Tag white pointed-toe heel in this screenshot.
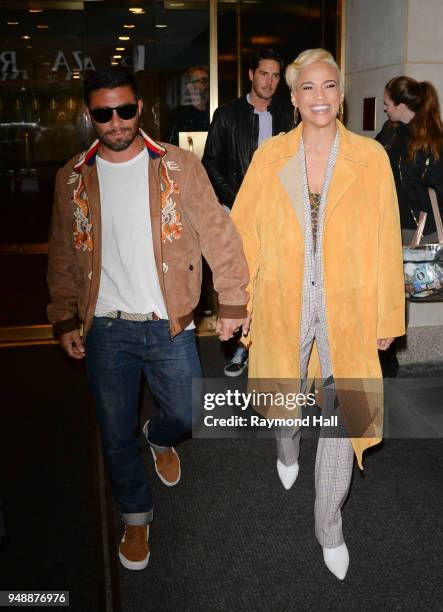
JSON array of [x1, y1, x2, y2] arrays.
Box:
[[322, 542, 349, 580], [276, 459, 299, 490]]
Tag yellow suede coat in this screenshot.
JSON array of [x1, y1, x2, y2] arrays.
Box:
[[231, 122, 405, 468]]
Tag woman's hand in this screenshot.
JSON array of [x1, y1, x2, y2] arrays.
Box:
[[377, 337, 395, 351], [242, 312, 252, 336], [216, 317, 246, 341]]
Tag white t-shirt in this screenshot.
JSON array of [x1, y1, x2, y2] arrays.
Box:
[[95, 147, 168, 318]]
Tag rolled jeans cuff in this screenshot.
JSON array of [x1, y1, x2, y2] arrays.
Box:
[[122, 510, 153, 525]]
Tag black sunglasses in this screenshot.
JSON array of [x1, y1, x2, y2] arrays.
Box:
[[89, 103, 138, 124]]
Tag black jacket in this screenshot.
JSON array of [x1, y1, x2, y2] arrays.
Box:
[[376, 120, 443, 234], [202, 95, 293, 208]]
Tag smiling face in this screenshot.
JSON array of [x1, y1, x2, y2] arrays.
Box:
[[88, 85, 143, 152], [292, 60, 343, 129], [249, 59, 281, 102]]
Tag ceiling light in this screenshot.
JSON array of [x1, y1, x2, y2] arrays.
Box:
[[118, 35, 130, 40], [111, 61, 118, 66], [251, 35, 280, 45], [29, 8, 43, 12], [7, 21, 19, 25], [21, 35, 31, 39], [155, 24, 167, 28], [123, 24, 135, 28], [116, 47, 125, 51], [73, 74, 81, 79], [113, 55, 122, 59], [36, 25, 49, 29], [129, 7, 145, 14]]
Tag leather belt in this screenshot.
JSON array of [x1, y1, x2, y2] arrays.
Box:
[[104, 310, 160, 321]]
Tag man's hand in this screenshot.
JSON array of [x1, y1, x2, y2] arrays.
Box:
[[216, 317, 246, 341], [377, 337, 395, 351], [60, 329, 85, 359]]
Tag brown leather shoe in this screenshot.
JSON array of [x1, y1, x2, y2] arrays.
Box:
[[150, 446, 181, 486], [118, 524, 150, 570]]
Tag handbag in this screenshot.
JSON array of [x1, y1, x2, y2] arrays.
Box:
[[403, 187, 443, 301]]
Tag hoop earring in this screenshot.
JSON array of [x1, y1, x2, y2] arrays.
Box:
[[338, 102, 344, 123], [293, 107, 299, 126]]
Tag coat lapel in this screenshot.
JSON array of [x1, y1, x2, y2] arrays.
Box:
[[278, 154, 304, 231], [274, 125, 304, 232], [324, 155, 357, 228], [324, 123, 365, 229]]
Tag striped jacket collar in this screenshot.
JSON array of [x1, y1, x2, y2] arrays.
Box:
[[73, 129, 166, 173]]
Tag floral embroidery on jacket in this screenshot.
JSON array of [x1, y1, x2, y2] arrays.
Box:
[[160, 160, 182, 243], [72, 176, 93, 252]]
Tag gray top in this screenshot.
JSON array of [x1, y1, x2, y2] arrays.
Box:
[[247, 93, 273, 145]]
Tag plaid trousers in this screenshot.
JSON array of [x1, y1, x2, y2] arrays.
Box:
[[276, 318, 354, 547], [276, 134, 354, 547]]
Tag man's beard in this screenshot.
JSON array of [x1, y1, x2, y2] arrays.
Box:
[[96, 121, 139, 152], [252, 84, 275, 102]]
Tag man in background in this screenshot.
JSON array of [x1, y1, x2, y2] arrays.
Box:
[[202, 48, 293, 376], [169, 65, 209, 145]]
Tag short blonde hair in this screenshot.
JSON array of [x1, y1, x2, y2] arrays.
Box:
[[285, 48, 344, 92]]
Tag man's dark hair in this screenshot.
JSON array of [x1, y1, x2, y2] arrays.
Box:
[[250, 48, 284, 74], [83, 67, 140, 107]]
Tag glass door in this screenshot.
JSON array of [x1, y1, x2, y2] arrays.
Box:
[[0, 0, 339, 339], [0, 4, 85, 332], [0, 0, 210, 337]]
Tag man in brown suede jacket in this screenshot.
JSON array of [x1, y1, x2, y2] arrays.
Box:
[[47, 67, 248, 571]]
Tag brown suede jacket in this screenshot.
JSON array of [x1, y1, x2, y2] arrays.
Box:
[[47, 130, 249, 339]]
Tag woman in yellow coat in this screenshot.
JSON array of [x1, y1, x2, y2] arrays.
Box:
[[231, 49, 405, 580]]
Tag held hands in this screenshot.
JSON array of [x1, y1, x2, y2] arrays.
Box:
[[377, 337, 395, 351], [216, 314, 251, 341], [217, 318, 394, 350], [60, 329, 85, 359]]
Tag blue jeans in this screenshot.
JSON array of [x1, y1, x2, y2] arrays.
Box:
[[85, 317, 202, 525]]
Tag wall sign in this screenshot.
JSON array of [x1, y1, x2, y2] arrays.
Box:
[[0, 50, 96, 81]]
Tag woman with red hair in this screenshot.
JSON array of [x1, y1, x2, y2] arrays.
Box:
[[377, 76, 443, 243]]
